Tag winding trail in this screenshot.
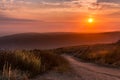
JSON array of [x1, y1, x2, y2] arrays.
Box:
[[34, 55, 120, 80], [63, 55, 120, 80]]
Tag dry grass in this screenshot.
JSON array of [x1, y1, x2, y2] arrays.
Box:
[[54, 43, 120, 67], [0, 49, 70, 78], [0, 63, 29, 80]]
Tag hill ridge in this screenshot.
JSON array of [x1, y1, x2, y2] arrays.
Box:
[[0, 32, 120, 49]]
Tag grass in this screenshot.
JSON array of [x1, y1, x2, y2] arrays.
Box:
[[54, 42, 120, 67], [0, 49, 70, 79], [77, 45, 120, 67], [1, 63, 29, 80]]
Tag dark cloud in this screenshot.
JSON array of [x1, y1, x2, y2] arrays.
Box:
[[0, 14, 35, 23], [96, 0, 120, 10], [97, 0, 120, 3], [108, 11, 120, 17], [28, 0, 75, 3]]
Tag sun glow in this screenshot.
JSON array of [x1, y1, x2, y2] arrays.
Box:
[[88, 18, 94, 23]]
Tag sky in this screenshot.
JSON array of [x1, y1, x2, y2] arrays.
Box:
[[0, 0, 120, 34]]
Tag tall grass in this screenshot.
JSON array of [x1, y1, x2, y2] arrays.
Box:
[[31, 49, 70, 72], [0, 63, 29, 80], [0, 49, 69, 78], [14, 51, 41, 75]]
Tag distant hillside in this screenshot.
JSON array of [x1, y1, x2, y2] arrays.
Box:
[[0, 32, 120, 49]]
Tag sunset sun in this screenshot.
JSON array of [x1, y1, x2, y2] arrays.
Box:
[[88, 18, 94, 23]]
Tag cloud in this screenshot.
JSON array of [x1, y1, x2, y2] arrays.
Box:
[[38, 1, 83, 9], [97, 0, 120, 3], [28, 0, 75, 3], [0, 0, 97, 10], [98, 2, 120, 10], [0, 0, 119, 21], [0, 13, 35, 23], [107, 11, 120, 17]]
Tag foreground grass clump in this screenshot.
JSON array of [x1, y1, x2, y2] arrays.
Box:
[[0, 63, 29, 80], [15, 51, 41, 74], [0, 50, 41, 76], [0, 49, 69, 78], [31, 49, 70, 72]]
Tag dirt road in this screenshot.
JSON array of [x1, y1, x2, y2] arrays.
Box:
[[34, 55, 120, 80]]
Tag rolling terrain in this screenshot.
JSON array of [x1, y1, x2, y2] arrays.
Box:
[[0, 32, 120, 49], [0, 32, 120, 80]]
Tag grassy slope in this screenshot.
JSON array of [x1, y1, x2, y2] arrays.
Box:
[[54, 41, 120, 67]]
